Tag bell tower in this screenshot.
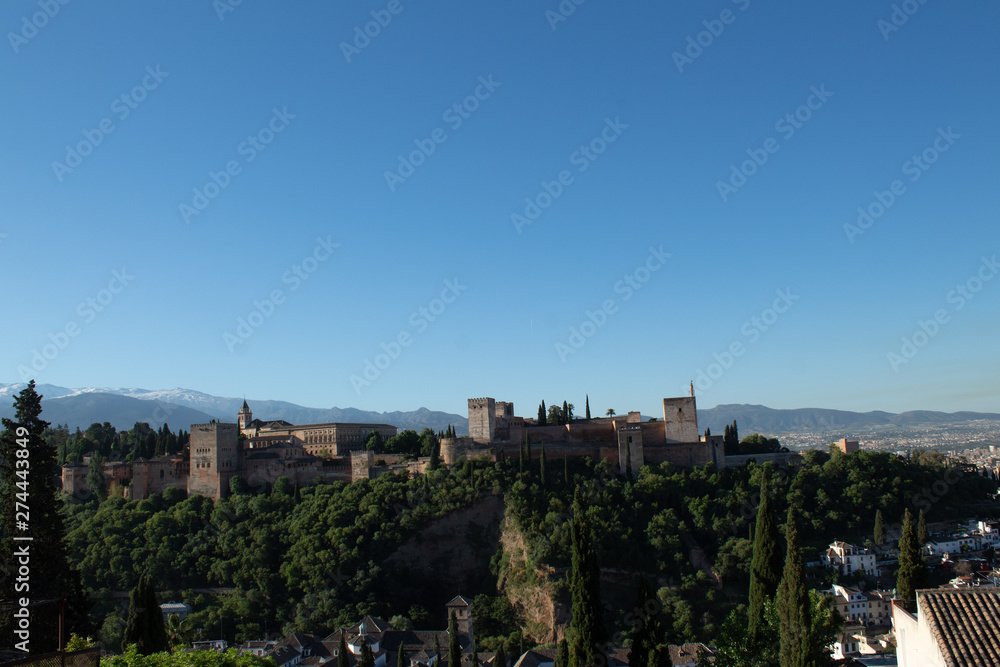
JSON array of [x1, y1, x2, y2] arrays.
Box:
[[238, 399, 252, 433]]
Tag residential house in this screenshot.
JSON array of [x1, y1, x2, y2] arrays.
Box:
[[822, 541, 878, 576]]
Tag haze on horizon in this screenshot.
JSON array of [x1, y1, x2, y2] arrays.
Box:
[[2, 2, 998, 418]]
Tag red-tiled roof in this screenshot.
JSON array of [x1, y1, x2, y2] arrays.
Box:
[[918, 588, 1000, 666]]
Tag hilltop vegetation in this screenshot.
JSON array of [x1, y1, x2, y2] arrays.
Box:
[[59, 441, 997, 653]]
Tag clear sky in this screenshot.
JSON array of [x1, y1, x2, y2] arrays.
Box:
[[2, 1, 998, 418]]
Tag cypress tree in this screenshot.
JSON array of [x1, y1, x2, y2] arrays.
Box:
[[540, 443, 547, 487], [496, 646, 507, 667], [732, 420, 739, 445], [123, 575, 169, 654], [625, 439, 632, 479], [563, 401, 570, 424], [917, 509, 928, 545], [0, 380, 89, 649], [556, 638, 569, 667], [748, 474, 782, 640], [449, 611, 461, 667], [874, 509, 886, 547], [896, 508, 926, 613], [569, 489, 606, 667], [776, 509, 809, 667], [585, 395, 591, 420], [435, 635, 442, 661], [525, 434, 532, 466], [360, 638, 375, 667], [429, 440, 441, 470], [628, 576, 660, 667], [86, 450, 108, 501], [397, 646, 406, 667], [539, 401, 547, 425], [564, 457, 570, 487], [339, 633, 349, 667]]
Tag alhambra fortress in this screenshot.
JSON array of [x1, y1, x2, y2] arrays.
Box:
[[62, 392, 734, 500]]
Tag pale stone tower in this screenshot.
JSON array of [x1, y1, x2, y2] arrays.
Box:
[[188, 422, 239, 499], [468, 398, 496, 444], [446, 596, 475, 653], [238, 399, 252, 434]]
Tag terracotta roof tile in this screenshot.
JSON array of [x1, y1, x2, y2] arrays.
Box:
[[918, 588, 1000, 666]]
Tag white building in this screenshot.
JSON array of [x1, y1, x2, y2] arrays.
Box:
[[824, 585, 894, 626], [822, 541, 878, 576]]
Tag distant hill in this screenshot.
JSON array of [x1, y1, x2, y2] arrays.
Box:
[[0, 384, 468, 434], [3, 384, 994, 437], [699, 403, 1000, 435], [0, 392, 216, 432]]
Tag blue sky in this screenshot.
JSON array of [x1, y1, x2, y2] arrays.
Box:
[[2, 0, 998, 418]]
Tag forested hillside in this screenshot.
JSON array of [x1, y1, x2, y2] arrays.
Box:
[[61, 443, 998, 653]]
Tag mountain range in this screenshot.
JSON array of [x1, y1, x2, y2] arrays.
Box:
[[0, 384, 468, 434], [0, 384, 996, 437]]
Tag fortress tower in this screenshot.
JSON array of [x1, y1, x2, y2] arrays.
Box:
[[662, 396, 699, 443], [188, 422, 240, 499], [468, 398, 496, 444]]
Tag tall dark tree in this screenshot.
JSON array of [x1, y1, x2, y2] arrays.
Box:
[[732, 420, 739, 446], [896, 508, 926, 613], [397, 646, 406, 667], [776, 509, 809, 667], [123, 575, 168, 654], [339, 633, 349, 667], [525, 434, 532, 467], [917, 509, 928, 545], [569, 489, 606, 667], [360, 638, 375, 667], [873, 509, 886, 547], [585, 395, 591, 420], [624, 439, 632, 479], [539, 401, 547, 425], [748, 474, 782, 640], [448, 611, 461, 667], [0, 380, 89, 649], [555, 638, 569, 667], [564, 456, 570, 486], [540, 443, 547, 487], [563, 401, 570, 424], [628, 576, 661, 667], [429, 439, 441, 470]]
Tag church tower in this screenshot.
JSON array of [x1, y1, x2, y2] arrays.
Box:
[[238, 399, 252, 434]]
